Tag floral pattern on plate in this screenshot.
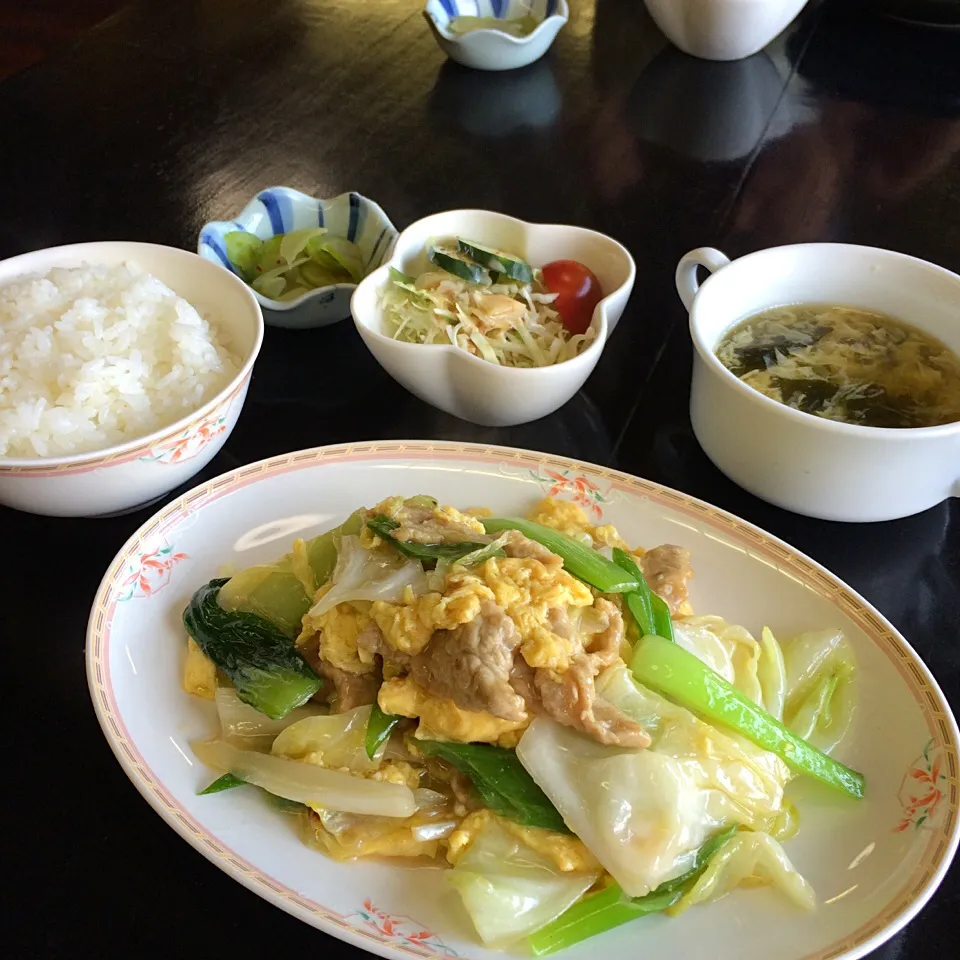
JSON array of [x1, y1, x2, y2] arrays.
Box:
[[346, 900, 460, 957], [896, 739, 948, 832], [529, 466, 612, 519], [117, 540, 188, 601], [139, 409, 229, 465]]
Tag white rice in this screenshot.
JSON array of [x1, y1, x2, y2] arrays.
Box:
[[0, 261, 241, 458]]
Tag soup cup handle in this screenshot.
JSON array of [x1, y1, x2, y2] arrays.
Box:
[[676, 247, 731, 312]]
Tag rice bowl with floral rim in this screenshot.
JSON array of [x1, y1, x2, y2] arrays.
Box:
[[0, 241, 263, 517]]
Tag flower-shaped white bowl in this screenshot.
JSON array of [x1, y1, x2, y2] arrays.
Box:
[[198, 188, 397, 330], [424, 0, 569, 72], [350, 209, 636, 426], [0, 242, 263, 518]]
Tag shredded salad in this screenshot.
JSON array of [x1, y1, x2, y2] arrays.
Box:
[[379, 238, 601, 368]]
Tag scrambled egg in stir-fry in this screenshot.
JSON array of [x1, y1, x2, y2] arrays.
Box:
[[378, 674, 528, 746], [183, 492, 855, 949], [447, 809, 601, 874], [186, 495, 684, 862], [309, 598, 376, 674]]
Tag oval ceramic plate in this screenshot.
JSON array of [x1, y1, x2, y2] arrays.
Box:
[[86, 441, 959, 960]]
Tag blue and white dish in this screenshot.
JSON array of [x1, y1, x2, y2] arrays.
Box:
[[424, 0, 569, 72], [198, 188, 397, 330]]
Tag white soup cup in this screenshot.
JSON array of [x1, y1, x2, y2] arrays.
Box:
[[676, 243, 960, 522]]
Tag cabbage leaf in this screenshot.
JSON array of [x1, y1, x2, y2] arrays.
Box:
[[449, 816, 600, 946], [781, 629, 856, 754], [217, 511, 364, 635], [308, 535, 428, 617], [307, 788, 459, 861], [674, 615, 764, 706], [598, 664, 790, 827], [516, 665, 793, 898], [672, 831, 815, 914], [192, 738, 415, 817], [216, 686, 326, 742], [757, 626, 787, 721], [271, 705, 385, 774], [516, 715, 715, 898]]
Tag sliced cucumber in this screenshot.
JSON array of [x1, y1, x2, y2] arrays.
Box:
[[428, 243, 490, 284], [388, 266, 416, 285], [456, 238, 533, 283]]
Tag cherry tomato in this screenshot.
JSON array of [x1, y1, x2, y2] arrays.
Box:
[[541, 260, 603, 336]]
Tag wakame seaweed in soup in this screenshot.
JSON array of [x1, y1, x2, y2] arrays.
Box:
[[715, 304, 960, 428]]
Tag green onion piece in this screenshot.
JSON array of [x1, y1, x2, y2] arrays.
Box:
[[611, 548, 655, 637], [625, 591, 655, 642], [530, 885, 678, 956], [455, 539, 508, 567], [528, 826, 738, 955], [481, 518, 640, 593], [367, 516, 492, 562], [611, 547, 675, 642], [632, 635, 865, 798], [650, 593, 675, 643], [199, 773, 246, 795], [365, 702, 401, 760], [417, 740, 568, 833]]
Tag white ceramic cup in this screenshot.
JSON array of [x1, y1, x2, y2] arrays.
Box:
[[643, 0, 809, 62], [676, 244, 960, 522]]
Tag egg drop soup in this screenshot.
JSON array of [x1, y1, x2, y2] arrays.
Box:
[[715, 304, 960, 428]]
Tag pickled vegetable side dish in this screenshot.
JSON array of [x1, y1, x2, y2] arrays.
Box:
[[225, 227, 365, 301]]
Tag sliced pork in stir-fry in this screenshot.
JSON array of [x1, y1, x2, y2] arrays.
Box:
[[410, 601, 528, 722], [181, 492, 862, 954], [640, 544, 694, 616]]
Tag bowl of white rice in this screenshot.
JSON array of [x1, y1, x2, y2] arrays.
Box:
[[0, 241, 263, 517]]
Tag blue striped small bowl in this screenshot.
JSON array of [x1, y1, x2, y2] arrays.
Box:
[[424, 0, 569, 72], [198, 188, 398, 329]]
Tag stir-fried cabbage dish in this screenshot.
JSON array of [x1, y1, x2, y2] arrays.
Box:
[[182, 494, 863, 953]]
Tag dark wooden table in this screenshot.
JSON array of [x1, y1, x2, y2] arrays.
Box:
[[4, 1, 958, 956]]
